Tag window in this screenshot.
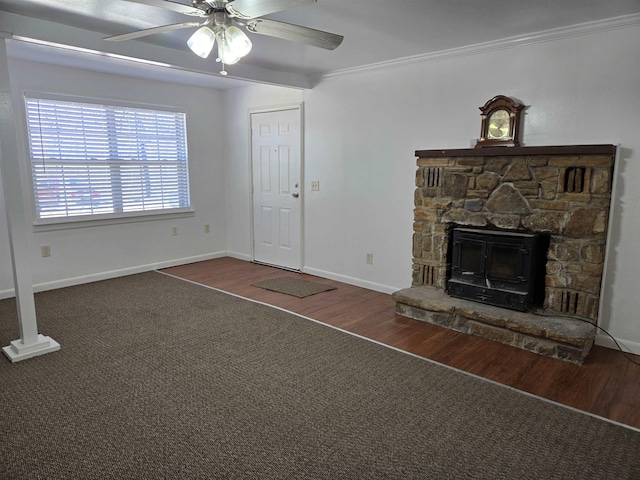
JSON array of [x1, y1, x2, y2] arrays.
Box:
[[25, 96, 191, 222]]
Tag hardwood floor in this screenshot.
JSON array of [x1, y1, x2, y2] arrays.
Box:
[[162, 257, 640, 430]]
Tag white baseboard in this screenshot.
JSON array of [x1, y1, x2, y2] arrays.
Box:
[[226, 251, 252, 262], [595, 334, 640, 356], [302, 266, 402, 295], [0, 288, 13, 300], [0, 251, 228, 299]]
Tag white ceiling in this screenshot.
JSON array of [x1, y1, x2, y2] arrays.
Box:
[[1, 0, 640, 89]]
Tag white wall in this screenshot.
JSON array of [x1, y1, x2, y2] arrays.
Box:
[[223, 24, 640, 353], [0, 59, 228, 296]]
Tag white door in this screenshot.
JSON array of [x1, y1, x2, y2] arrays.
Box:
[[251, 108, 302, 270]]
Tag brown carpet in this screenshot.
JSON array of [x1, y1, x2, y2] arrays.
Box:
[[251, 276, 336, 298], [0, 272, 639, 479]]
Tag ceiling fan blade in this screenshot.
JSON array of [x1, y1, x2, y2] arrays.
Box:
[[227, 0, 315, 19], [245, 19, 343, 50], [121, 0, 206, 16], [104, 21, 203, 42]]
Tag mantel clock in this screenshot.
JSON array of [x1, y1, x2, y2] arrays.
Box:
[[475, 95, 524, 148]]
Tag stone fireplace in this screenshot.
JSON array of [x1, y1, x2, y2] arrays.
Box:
[[392, 144, 616, 363]]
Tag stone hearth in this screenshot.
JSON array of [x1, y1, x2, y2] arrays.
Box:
[[393, 287, 595, 363], [393, 144, 616, 363]]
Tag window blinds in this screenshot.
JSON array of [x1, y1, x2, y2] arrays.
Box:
[[25, 97, 190, 220]]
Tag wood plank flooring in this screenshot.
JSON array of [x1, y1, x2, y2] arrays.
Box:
[[162, 257, 640, 430]]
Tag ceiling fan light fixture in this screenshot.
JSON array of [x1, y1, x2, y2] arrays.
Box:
[[216, 32, 241, 65], [224, 26, 252, 58], [187, 26, 216, 58]]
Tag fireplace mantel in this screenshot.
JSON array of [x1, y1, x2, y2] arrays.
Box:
[[393, 143, 617, 363], [415, 144, 616, 158]]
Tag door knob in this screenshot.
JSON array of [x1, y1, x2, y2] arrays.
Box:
[[292, 192, 299, 198]]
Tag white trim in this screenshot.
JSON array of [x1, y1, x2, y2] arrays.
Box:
[[247, 104, 303, 115], [3, 334, 61, 363], [33, 209, 195, 231], [317, 14, 640, 81], [302, 266, 401, 295], [226, 251, 253, 262], [158, 270, 640, 434], [299, 103, 306, 269], [595, 334, 640, 356], [0, 251, 227, 299], [597, 145, 621, 326], [1, 289, 17, 300]]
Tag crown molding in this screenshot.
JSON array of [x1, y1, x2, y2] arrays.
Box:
[[317, 13, 640, 82]]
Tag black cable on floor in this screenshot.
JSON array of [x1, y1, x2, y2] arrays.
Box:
[[528, 308, 640, 366]]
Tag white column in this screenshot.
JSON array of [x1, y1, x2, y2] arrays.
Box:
[[0, 34, 60, 362]]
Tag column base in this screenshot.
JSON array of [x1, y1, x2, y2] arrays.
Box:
[[3, 334, 61, 363]]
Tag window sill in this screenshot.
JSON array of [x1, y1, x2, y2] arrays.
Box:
[[33, 209, 195, 232]]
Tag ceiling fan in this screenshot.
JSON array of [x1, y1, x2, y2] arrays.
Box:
[[104, 0, 344, 75]]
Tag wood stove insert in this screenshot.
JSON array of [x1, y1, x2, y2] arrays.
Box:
[[448, 227, 547, 312]]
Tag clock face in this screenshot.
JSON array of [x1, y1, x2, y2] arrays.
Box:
[[487, 109, 510, 140]]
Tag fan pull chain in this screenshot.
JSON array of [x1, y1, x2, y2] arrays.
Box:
[[216, 57, 228, 76]]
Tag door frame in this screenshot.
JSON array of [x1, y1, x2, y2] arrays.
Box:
[[248, 103, 304, 270]]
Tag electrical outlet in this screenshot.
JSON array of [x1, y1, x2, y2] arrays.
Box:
[[41, 245, 51, 257], [171, 226, 178, 236], [311, 180, 320, 191], [204, 224, 211, 234], [366, 252, 373, 265]]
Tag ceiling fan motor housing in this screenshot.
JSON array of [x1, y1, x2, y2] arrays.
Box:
[[195, 0, 227, 10], [212, 11, 232, 28]]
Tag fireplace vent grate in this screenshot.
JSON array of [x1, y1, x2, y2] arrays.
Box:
[[425, 168, 443, 187], [564, 167, 587, 193], [423, 265, 436, 286], [560, 290, 580, 315]]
